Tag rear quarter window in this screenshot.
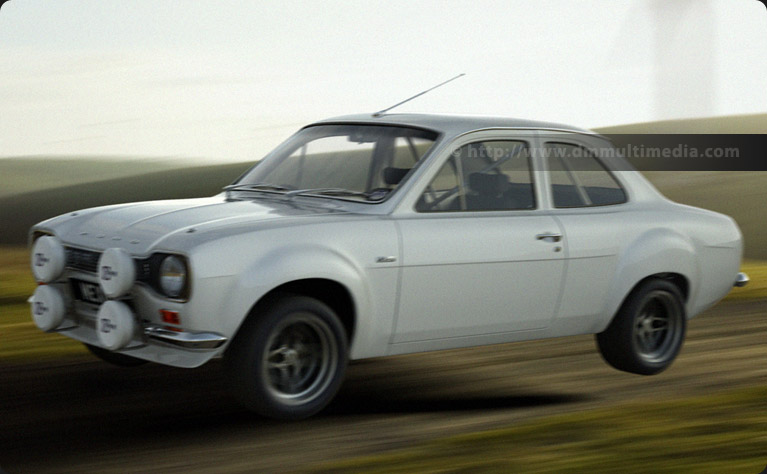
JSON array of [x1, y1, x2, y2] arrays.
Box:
[[544, 142, 627, 208]]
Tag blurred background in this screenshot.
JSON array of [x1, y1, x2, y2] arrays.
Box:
[[1, 1, 766, 473], [1, 0, 766, 249]]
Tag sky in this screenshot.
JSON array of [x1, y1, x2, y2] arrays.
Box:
[[0, 0, 766, 162]]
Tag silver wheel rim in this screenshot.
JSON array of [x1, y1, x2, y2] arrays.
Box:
[[261, 312, 338, 406], [632, 290, 682, 363]]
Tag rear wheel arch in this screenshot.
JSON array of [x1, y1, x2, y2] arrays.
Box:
[[597, 276, 687, 375], [626, 272, 689, 305], [603, 271, 690, 329], [603, 227, 698, 330]]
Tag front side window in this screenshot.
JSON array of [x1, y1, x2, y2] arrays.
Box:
[[234, 125, 438, 202], [545, 143, 627, 208], [416, 140, 535, 212]]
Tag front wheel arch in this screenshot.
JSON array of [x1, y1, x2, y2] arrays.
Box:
[[228, 279, 356, 356]]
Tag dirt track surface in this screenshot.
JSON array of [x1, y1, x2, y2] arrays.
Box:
[[1, 299, 766, 473]]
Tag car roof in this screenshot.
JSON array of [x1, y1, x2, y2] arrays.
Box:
[[312, 113, 599, 138]]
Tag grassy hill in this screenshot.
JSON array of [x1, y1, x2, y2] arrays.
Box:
[[0, 161, 253, 245], [594, 113, 767, 134], [641, 171, 767, 259], [0, 156, 186, 198], [594, 114, 767, 259]]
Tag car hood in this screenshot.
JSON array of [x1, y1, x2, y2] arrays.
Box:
[[38, 195, 352, 255]]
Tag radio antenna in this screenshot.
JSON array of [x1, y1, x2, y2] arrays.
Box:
[[372, 73, 465, 117]]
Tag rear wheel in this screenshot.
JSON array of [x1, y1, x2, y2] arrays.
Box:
[[596, 279, 686, 375], [225, 295, 348, 420], [84, 343, 148, 367]]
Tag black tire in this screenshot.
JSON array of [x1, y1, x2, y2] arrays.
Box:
[[84, 343, 149, 367], [596, 279, 686, 375], [224, 295, 348, 420]]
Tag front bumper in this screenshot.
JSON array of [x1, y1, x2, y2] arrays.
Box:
[[29, 240, 231, 367], [32, 277, 229, 368], [144, 325, 228, 350], [51, 318, 228, 368]]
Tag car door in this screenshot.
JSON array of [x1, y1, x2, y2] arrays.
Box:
[[541, 138, 629, 328], [391, 133, 567, 348]]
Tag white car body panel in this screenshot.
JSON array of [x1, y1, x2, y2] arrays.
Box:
[[29, 113, 744, 368], [394, 213, 565, 343]]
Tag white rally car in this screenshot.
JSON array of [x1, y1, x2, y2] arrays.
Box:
[[29, 114, 748, 419]]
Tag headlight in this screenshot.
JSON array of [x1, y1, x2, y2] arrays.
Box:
[[98, 248, 136, 299], [31, 235, 66, 283], [158, 255, 188, 299]]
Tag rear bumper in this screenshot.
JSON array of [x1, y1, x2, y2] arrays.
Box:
[[734, 272, 749, 287]]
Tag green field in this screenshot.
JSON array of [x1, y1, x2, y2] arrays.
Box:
[[0, 246, 88, 360], [2, 243, 765, 471], [308, 386, 767, 474]]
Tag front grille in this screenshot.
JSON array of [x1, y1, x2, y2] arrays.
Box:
[[65, 246, 153, 282], [65, 247, 101, 274]]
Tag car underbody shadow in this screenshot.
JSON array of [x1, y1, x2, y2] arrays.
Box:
[[324, 359, 589, 416], [0, 356, 591, 471]]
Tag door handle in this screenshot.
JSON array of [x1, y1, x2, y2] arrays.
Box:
[[536, 232, 562, 242]]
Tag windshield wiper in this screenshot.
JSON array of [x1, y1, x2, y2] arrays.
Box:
[[223, 183, 292, 193], [284, 188, 388, 201], [225, 184, 389, 202]]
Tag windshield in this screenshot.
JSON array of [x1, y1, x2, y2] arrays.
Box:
[[231, 124, 439, 202]]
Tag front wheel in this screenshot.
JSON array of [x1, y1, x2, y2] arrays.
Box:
[[596, 279, 686, 375], [224, 295, 348, 420]]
